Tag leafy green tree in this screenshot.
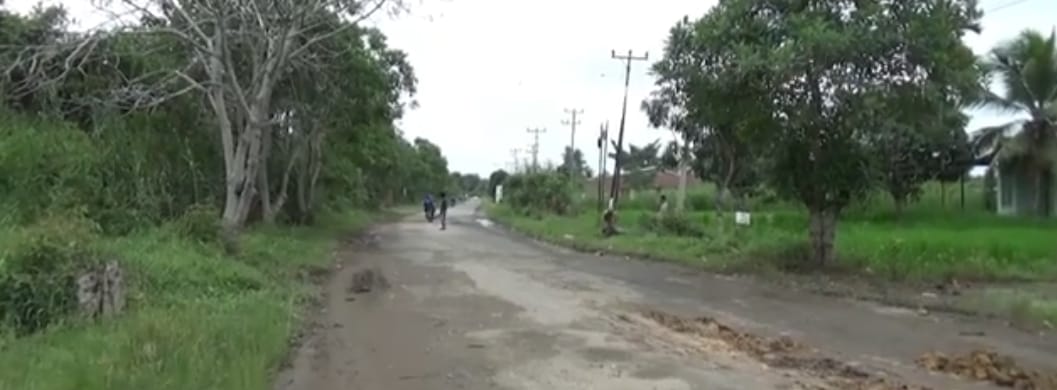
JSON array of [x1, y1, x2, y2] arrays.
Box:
[[682, 0, 981, 265], [869, 97, 973, 214], [488, 169, 510, 199]]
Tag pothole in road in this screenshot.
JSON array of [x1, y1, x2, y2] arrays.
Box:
[[629, 310, 929, 390], [348, 267, 390, 295]]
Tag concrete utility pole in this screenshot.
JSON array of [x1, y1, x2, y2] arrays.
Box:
[[526, 128, 546, 172], [596, 121, 609, 212], [510, 148, 521, 173], [561, 108, 583, 172], [608, 49, 648, 208]]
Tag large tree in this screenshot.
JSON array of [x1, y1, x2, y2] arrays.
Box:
[[971, 29, 1057, 216], [681, 0, 981, 265], [82, 0, 404, 246]]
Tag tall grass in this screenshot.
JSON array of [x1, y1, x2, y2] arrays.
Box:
[[0, 210, 379, 390]]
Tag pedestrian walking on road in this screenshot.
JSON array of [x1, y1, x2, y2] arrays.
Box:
[[439, 192, 449, 230]]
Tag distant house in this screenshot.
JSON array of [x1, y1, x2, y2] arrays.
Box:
[[990, 157, 1055, 217], [974, 122, 1056, 217], [584, 168, 700, 197]]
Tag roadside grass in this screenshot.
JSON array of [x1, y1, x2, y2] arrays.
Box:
[[489, 204, 1057, 282], [0, 209, 384, 390], [959, 286, 1057, 329]]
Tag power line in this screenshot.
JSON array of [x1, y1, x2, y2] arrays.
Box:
[[526, 128, 547, 172], [986, 0, 1033, 14]]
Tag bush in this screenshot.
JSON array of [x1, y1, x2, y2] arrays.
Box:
[[0, 214, 102, 335], [170, 204, 221, 245], [503, 172, 575, 216], [0, 118, 103, 225], [640, 212, 706, 238]]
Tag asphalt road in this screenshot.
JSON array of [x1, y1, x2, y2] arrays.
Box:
[[275, 199, 1056, 390]]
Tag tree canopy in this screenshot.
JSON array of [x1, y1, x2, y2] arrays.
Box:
[[0, 2, 454, 241], [648, 0, 982, 264]]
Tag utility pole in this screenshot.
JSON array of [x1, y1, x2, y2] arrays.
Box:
[[596, 121, 609, 212], [561, 108, 583, 173], [526, 128, 546, 172], [608, 49, 648, 208], [510, 148, 521, 173]]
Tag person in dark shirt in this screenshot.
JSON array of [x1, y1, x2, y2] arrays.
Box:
[[439, 192, 449, 230], [423, 193, 435, 222]]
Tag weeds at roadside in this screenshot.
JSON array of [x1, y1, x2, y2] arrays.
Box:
[[0, 209, 383, 390]]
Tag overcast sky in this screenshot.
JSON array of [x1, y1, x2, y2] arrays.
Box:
[[7, 0, 1057, 176]]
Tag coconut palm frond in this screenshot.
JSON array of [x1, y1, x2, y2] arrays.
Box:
[[984, 29, 1057, 117], [969, 90, 1029, 114]]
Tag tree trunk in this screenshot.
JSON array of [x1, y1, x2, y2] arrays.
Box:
[[892, 193, 906, 218], [714, 184, 726, 216], [1029, 162, 1050, 217], [940, 181, 946, 208], [676, 156, 688, 213], [960, 175, 966, 211], [808, 208, 837, 267], [258, 128, 275, 223], [262, 130, 301, 224]]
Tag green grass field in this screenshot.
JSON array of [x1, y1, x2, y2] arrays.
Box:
[[0, 210, 385, 390]]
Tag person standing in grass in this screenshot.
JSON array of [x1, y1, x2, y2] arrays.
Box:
[[439, 191, 449, 230]]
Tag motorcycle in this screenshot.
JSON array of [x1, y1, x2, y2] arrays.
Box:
[[424, 204, 436, 222]]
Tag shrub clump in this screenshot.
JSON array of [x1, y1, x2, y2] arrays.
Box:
[[0, 214, 103, 335], [503, 172, 575, 216], [171, 203, 221, 245], [640, 212, 706, 238]]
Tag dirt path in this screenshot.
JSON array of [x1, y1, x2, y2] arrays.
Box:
[[275, 200, 1057, 390]]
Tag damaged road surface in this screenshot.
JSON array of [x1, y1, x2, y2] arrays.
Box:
[[275, 201, 1057, 390]]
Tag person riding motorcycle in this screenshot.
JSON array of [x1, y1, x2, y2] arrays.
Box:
[[423, 193, 436, 222]]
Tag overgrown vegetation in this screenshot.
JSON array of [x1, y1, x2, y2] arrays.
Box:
[[0, 1, 455, 388]]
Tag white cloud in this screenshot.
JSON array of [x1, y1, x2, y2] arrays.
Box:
[[6, 0, 1056, 176]]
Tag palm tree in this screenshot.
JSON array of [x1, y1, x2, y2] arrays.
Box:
[[971, 29, 1057, 216]]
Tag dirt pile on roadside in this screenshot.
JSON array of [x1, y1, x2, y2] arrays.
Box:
[[916, 350, 1057, 389], [641, 310, 928, 390]]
